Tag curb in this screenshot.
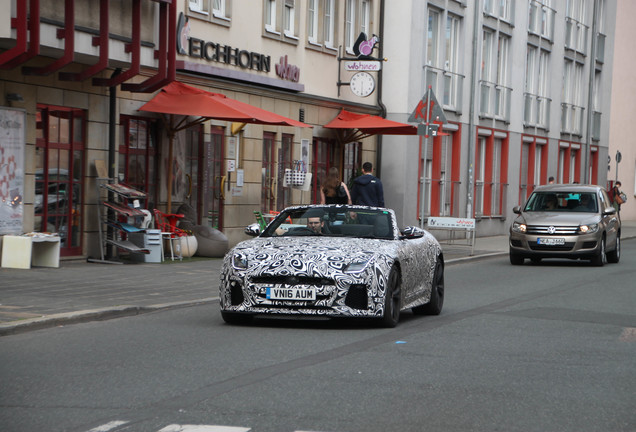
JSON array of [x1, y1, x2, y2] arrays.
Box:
[[0, 298, 219, 337]]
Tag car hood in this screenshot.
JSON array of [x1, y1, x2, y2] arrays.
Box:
[[516, 211, 600, 226], [229, 236, 398, 276]]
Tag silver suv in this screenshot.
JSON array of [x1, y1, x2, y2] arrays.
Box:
[[509, 184, 621, 266]]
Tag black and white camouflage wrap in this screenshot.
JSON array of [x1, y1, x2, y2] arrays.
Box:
[[219, 207, 442, 319]]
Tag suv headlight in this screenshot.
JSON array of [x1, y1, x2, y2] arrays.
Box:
[[579, 223, 599, 234], [512, 222, 527, 233], [231, 253, 248, 270]]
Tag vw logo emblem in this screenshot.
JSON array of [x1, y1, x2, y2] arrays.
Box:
[[547, 226, 556, 234]]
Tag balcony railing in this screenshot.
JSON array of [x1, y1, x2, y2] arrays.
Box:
[[528, 1, 556, 40], [479, 80, 512, 122], [523, 93, 551, 130], [561, 102, 585, 136], [474, 181, 508, 218], [565, 17, 589, 54], [423, 65, 465, 114], [592, 111, 602, 141]]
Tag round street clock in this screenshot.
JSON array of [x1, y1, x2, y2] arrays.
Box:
[[350, 72, 376, 97]]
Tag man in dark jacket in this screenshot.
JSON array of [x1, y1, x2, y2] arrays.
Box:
[[351, 162, 385, 207]]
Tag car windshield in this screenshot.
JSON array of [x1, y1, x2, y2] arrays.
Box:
[[261, 207, 395, 239], [524, 192, 598, 213]]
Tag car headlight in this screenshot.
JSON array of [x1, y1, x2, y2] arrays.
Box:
[[579, 223, 599, 234], [512, 222, 527, 233], [231, 253, 248, 270], [344, 259, 371, 274]]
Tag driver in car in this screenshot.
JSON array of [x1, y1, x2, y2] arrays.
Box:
[[307, 216, 324, 234]]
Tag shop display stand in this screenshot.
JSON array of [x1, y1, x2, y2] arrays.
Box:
[[88, 178, 150, 264]]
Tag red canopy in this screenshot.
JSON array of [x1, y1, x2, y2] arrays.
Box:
[[139, 81, 311, 127], [138, 81, 311, 211], [323, 109, 417, 143]]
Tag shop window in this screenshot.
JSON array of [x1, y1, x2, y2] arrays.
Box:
[[277, 134, 294, 210], [119, 116, 158, 209], [35, 105, 86, 256], [262, 132, 276, 213]]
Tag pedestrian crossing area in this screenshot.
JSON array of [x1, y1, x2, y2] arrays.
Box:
[[87, 421, 331, 432]]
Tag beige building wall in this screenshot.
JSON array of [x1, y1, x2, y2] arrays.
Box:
[[608, 0, 636, 220]]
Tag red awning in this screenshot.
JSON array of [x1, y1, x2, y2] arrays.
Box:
[[323, 109, 417, 143], [139, 81, 311, 127], [138, 81, 310, 211]]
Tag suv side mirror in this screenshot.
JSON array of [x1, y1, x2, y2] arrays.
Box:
[[602, 207, 617, 216], [513, 206, 521, 215]]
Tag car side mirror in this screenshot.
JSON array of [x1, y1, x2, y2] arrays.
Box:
[[602, 207, 617, 216], [513, 206, 521, 214], [400, 226, 424, 239], [244, 223, 261, 237]]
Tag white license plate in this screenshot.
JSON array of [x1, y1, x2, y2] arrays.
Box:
[[538, 237, 565, 245], [266, 287, 316, 301]]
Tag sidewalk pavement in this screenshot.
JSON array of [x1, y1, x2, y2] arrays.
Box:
[[2, 220, 635, 336]]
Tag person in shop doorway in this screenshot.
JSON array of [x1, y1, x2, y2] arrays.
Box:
[[548, 176, 555, 184], [351, 162, 384, 207], [320, 167, 352, 205]]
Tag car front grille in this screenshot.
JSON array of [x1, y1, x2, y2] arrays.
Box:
[[526, 225, 579, 235], [250, 275, 335, 286]]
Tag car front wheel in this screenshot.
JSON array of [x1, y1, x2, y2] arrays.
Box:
[[607, 236, 620, 263], [379, 265, 401, 328], [591, 235, 607, 266]]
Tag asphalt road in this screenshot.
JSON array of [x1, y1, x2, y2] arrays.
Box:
[[1, 241, 635, 432]]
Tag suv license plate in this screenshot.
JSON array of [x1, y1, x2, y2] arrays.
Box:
[[538, 237, 565, 245], [266, 287, 316, 300]]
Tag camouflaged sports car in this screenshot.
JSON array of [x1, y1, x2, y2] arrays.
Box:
[[219, 205, 444, 327]]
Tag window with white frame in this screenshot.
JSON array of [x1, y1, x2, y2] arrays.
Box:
[[361, 0, 370, 37], [524, 46, 551, 128], [308, 0, 318, 43], [444, 14, 461, 109], [284, 0, 295, 37], [265, 0, 277, 33], [562, 59, 584, 134], [190, 0, 208, 14], [324, 0, 335, 48], [427, 9, 441, 67], [565, 0, 588, 53], [213, 0, 226, 17], [345, 0, 356, 53]]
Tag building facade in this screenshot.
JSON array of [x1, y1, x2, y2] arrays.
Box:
[[0, 0, 385, 258], [607, 0, 635, 220], [381, 0, 617, 236]]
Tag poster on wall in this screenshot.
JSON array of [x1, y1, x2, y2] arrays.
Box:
[[0, 107, 25, 235]]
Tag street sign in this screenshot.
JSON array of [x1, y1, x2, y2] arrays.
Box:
[[408, 88, 447, 124]]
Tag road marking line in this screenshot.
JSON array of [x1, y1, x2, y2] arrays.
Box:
[[86, 421, 129, 432], [157, 426, 250, 432]]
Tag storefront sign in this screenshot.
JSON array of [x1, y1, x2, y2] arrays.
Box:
[[344, 61, 381, 72], [275, 56, 300, 82], [177, 13, 271, 72]]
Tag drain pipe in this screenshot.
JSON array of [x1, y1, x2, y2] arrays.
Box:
[[466, 0, 481, 218], [106, 69, 121, 259], [375, 0, 386, 179]]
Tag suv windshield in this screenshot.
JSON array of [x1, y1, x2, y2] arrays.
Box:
[[261, 206, 394, 239], [524, 192, 598, 213]]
